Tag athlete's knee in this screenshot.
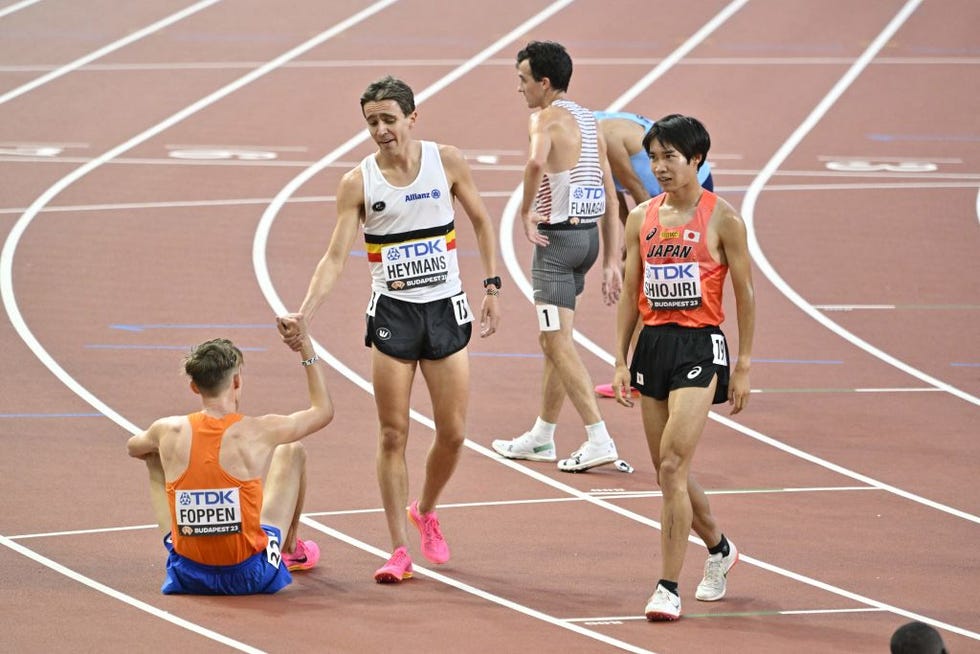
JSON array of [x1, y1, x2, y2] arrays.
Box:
[[657, 453, 688, 493], [377, 425, 408, 454], [434, 427, 465, 451], [538, 329, 571, 358]]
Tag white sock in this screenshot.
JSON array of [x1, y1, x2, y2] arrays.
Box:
[[585, 421, 612, 444], [529, 417, 556, 442]]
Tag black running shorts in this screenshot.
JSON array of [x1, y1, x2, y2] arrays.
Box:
[[630, 323, 730, 404], [365, 293, 472, 361]]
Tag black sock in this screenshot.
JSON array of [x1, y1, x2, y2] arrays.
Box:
[[657, 579, 679, 596], [708, 534, 730, 558]]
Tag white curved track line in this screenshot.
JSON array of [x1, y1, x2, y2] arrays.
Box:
[[740, 0, 979, 408], [0, 0, 222, 106], [0, 0, 43, 20], [0, 534, 265, 653], [0, 1, 398, 649], [975, 186, 980, 227]]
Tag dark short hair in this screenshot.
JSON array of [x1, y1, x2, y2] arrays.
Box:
[[890, 621, 947, 654], [516, 40, 573, 91], [360, 75, 415, 116], [184, 338, 243, 395], [643, 114, 711, 171]]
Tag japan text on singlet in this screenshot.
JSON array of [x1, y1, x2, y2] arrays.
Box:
[[361, 140, 461, 303], [534, 99, 606, 225], [166, 413, 267, 566], [638, 191, 728, 328]]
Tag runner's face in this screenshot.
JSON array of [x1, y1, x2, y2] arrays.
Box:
[[648, 139, 700, 192], [516, 60, 545, 109], [363, 99, 415, 150]]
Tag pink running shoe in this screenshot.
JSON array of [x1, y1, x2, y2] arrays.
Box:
[[283, 538, 320, 572], [594, 383, 639, 399], [373, 546, 413, 584], [408, 500, 450, 564]]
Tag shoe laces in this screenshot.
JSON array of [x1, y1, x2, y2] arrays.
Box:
[[703, 557, 725, 585], [422, 513, 444, 541], [655, 585, 679, 606]]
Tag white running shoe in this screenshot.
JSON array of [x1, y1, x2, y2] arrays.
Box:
[[645, 584, 682, 621], [491, 432, 557, 462], [556, 439, 618, 472], [695, 539, 739, 601]]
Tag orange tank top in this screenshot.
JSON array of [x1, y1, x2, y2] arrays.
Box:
[[166, 412, 267, 566], [638, 191, 727, 327]]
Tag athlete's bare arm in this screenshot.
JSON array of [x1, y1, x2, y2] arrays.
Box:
[[279, 167, 365, 349], [714, 199, 755, 414], [440, 143, 501, 337]]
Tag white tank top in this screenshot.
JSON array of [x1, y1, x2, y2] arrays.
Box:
[[533, 99, 606, 225], [361, 141, 461, 303]]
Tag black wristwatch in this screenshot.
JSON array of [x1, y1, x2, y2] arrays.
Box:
[[483, 276, 502, 289]]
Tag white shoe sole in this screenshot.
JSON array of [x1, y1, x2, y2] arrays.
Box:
[[556, 453, 618, 472], [491, 441, 556, 462]]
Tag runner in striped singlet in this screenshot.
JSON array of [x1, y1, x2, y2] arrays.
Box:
[[491, 41, 623, 473]]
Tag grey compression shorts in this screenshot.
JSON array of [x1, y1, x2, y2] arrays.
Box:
[[531, 225, 599, 309]]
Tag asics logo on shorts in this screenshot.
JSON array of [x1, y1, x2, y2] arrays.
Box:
[[687, 366, 702, 379]]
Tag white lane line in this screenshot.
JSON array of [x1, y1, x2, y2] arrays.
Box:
[[566, 607, 888, 623], [0, 0, 222, 106], [738, 0, 980, 409], [0, 533, 265, 654], [0, 0, 42, 19], [976, 185, 980, 227], [299, 517, 658, 654], [5, 484, 879, 540], [2, 55, 976, 73]]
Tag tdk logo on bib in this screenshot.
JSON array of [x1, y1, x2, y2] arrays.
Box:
[[385, 240, 444, 260], [646, 263, 696, 281], [569, 184, 605, 217], [405, 188, 440, 202], [175, 487, 243, 536]]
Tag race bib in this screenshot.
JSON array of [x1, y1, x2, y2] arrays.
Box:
[[711, 333, 728, 366], [381, 236, 449, 291], [451, 292, 473, 326], [265, 532, 282, 568], [174, 487, 242, 536], [536, 304, 560, 332], [643, 261, 702, 310]]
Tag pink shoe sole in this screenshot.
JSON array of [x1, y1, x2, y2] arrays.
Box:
[[594, 383, 639, 398]]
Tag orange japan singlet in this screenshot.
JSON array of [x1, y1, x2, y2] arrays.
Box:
[[166, 412, 267, 566], [638, 191, 727, 328]]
